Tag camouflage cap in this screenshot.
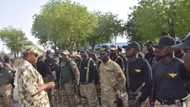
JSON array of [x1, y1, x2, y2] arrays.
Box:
[[23, 47, 43, 57]]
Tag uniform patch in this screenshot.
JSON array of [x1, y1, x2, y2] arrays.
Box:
[[168, 73, 177, 78], [134, 69, 141, 73]]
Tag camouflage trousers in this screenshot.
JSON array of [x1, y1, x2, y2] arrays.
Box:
[[101, 89, 117, 107], [80, 83, 97, 107], [59, 81, 77, 107], [19, 91, 50, 107], [0, 84, 12, 107]]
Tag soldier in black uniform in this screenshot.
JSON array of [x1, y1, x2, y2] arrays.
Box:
[[174, 39, 184, 59], [152, 36, 188, 107], [79, 50, 99, 107], [173, 33, 190, 106], [124, 41, 152, 107], [144, 41, 155, 65], [110, 46, 125, 71]]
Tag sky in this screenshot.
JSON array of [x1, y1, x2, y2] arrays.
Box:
[[0, 0, 138, 52]]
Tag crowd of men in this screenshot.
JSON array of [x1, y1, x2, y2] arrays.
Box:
[[0, 33, 190, 107]]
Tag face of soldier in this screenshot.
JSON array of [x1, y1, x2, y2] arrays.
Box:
[[154, 47, 171, 58], [126, 48, 137, 57], [100, 51, 109, 63], [110, 51, 117, 59], [80, 51, 88, 60], [27, 52, 39, 65], [62, 54, 68, 62]]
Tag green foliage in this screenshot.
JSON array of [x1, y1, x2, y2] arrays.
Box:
[[32, 0, 98, 50], [87, 12, 125, 48], [127, 0, 190, 42], [175, 0, 190, 37], [0, 27, 32, 56]]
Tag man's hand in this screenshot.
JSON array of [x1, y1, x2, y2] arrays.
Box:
[[38, 82, 55, 92], [45, 82, 56, 89]]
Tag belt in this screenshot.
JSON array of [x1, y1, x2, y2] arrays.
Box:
[[80, 80, 95, 85], [80, 82, 94, 85]]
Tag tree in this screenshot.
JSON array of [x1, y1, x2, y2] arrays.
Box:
[[87, 12, 126, 49], [175, 0, 190, 37], [127, 0, 168, 42], [32, 0, 98, 51], [0, 27, 32, 57], [127, 0, 190, 42]]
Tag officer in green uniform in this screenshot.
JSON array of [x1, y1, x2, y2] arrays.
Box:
[[59, 50, 80, 107]]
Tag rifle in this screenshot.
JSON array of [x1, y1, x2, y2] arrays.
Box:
[[128, 82, 145, 107], [96, 85, 102, 106]]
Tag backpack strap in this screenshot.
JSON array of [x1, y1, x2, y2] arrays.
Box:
[[85, 58, 92, 82]]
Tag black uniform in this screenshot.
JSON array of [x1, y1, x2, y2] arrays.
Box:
[[153, 57, 188, 105], [79, 58, 99, 85], [145, 52, 155, 65], [126, 57, 152, 105]]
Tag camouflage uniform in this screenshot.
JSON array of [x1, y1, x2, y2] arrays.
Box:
[[16, 59, 50, 107], [59, 60, 78, 107], [99, 59, 126, 107], [80, 83, 97, 107], [0, 84, 12, 107]]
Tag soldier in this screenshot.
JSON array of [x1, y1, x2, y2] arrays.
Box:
[[144, 41, 155, 65], [79, 50, 99, 107], [88, 51, 102, 105], [173, 32, 190, 107], [0, 61, 13, 107], [36, 53, 56, 107], [59, 50, 80, 107], [124, 41, 152, 107], [99, 48, 126, 107], [174, 39, 184, 59], [15, 48, 55, 107], [110, 46, 125, 71], [152, 36, 188, 107]]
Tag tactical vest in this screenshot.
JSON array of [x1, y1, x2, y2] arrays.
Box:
[[59, 62, 74, 85], [0, 68, 13, 86]]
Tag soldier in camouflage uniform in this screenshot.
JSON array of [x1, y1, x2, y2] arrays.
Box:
[[99, 48, 126, 107], [59, 50, 80, 107], [15, 48, 55, 107]]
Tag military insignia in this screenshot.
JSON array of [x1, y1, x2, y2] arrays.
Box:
[[135, 69, 141, 73], [168, 73, 177, 78]]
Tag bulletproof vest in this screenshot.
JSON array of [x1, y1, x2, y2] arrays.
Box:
[[0, 68, 12, 86], [59, 62, 74, 85], [126, 58, 148, 92], [154, 58, 187, 101]]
